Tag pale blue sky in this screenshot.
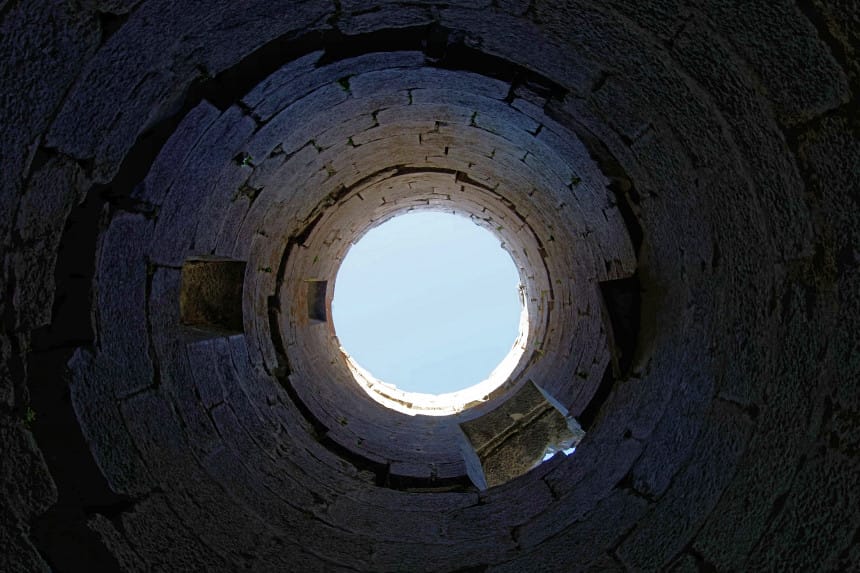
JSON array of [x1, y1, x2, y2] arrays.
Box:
[[332, 212, 522, 395]]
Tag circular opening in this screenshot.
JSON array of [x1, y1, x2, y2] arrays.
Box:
[[332, 212, 527, 414]]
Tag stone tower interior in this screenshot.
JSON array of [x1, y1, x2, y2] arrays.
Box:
[[1, 1, 858, 571]]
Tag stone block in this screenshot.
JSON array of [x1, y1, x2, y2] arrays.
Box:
[[494, 491, 649, 573], [745, 448, 860, 570], [11, 156, 89, 329], [68, 349, 156, 496], [441, 6, 602, 92], [460, 381, 583, 488], [94, 211, 154, 397], [0, 334, 15, 408], [338, 4, 434, 36], [120, 494, 231, 571], [246, 83, 350, 161], [672, 19, 813, 261], [119, 389, 196, 482], [243, 51, 424, 122], [184, 339, 226, 409], [695, 0, 850, 125], [616, 401, 753, 570], [443, 478, 555, 539], [628, 352, 715, 498], [134, 101, 221, 205], [0, 416, 57, 522], [371, 532, 516, 573], [149, 107, 255, 266], [327, 492, 444, 543], [0, 1, 99, 232], [0, 505, 52, 573], [350, 68, 509, 101], [86, 513, 145, 573]]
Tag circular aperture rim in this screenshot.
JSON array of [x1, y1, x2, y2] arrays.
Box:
[[331, 211, 532, 416]]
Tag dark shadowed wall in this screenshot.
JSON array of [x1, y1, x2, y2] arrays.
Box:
[[1, 1, 858, 571]]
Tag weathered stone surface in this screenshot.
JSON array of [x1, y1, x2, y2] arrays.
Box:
[[694, 0, 851, 125], [494, 491, 649, 573], [11, 156, 90, 329], [0, 1, 99, 244], [0, 418, 57, 521], [2, 1, 858, 571], [179, 259, 246, 334], [617, 402, 754, 570], [461, 381, 581, 488], [745, 449, 860, 570], [68, 349, 157, 496], [43, 0, 333, 182], [0, 416, 57, 573], [0, 505, 52, 573], [93, 211, 154, 397], [86, 514, 146, 573], [133, 101, 222, 206], [119, 494, 231, 571], [0, 334, 16, 408]]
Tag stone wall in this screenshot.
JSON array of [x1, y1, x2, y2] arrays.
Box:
[[1, 1, 857, 571]]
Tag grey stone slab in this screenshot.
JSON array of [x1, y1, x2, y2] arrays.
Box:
[[208, 403, 319, 511], [519, 437, 642, 548], [120, 494, 232, 571], [371, 532, 516, 573], [672, 19, 814, 261], [350, 68, 509, 101], [744, 448, 860, 570], [200, 444, 374, 570], [44, 0, 332, 181], [86, 514, 146, 573], [144, 267, 232, 459], [0, 504, 52, 573], [184, 339, 226, 409], [0, 1, 99, 236], [0, 334, 15, 409], [94, 211, 154, 397], [443, 478, 555, 539], [439, 6, 602, 92], [119, 388, 201, 486], [162, 352, 224, 460], [690, 267, 846, 569], [494, 0, 531, 16], [337, 4, 435, 35], [628, 340, 715, 498], [246, 83, 349, 161], [134, 101, 222, 205], [616, 402, 754, 570], [0, 416, 57, 522], [149, 106, 255, 266], [327, 492, 445, 543], [11, 156, 89, 329], [599, 0, 693, 42], [694, 0, 851, 125], [68, 349, 156, 496], [493, 491, 649, 573], [244, 50, 424, 121]]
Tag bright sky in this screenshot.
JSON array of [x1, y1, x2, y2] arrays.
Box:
[[332, 212, 522, 395]]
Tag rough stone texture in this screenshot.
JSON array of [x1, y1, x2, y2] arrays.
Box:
[[1, 1, 858, 571], [179, 259, 246, 334], [461, 381, 581, 488], [0, 1, 100, 245], [11, 156, 90, 330], [0, 419, 57, 572]]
